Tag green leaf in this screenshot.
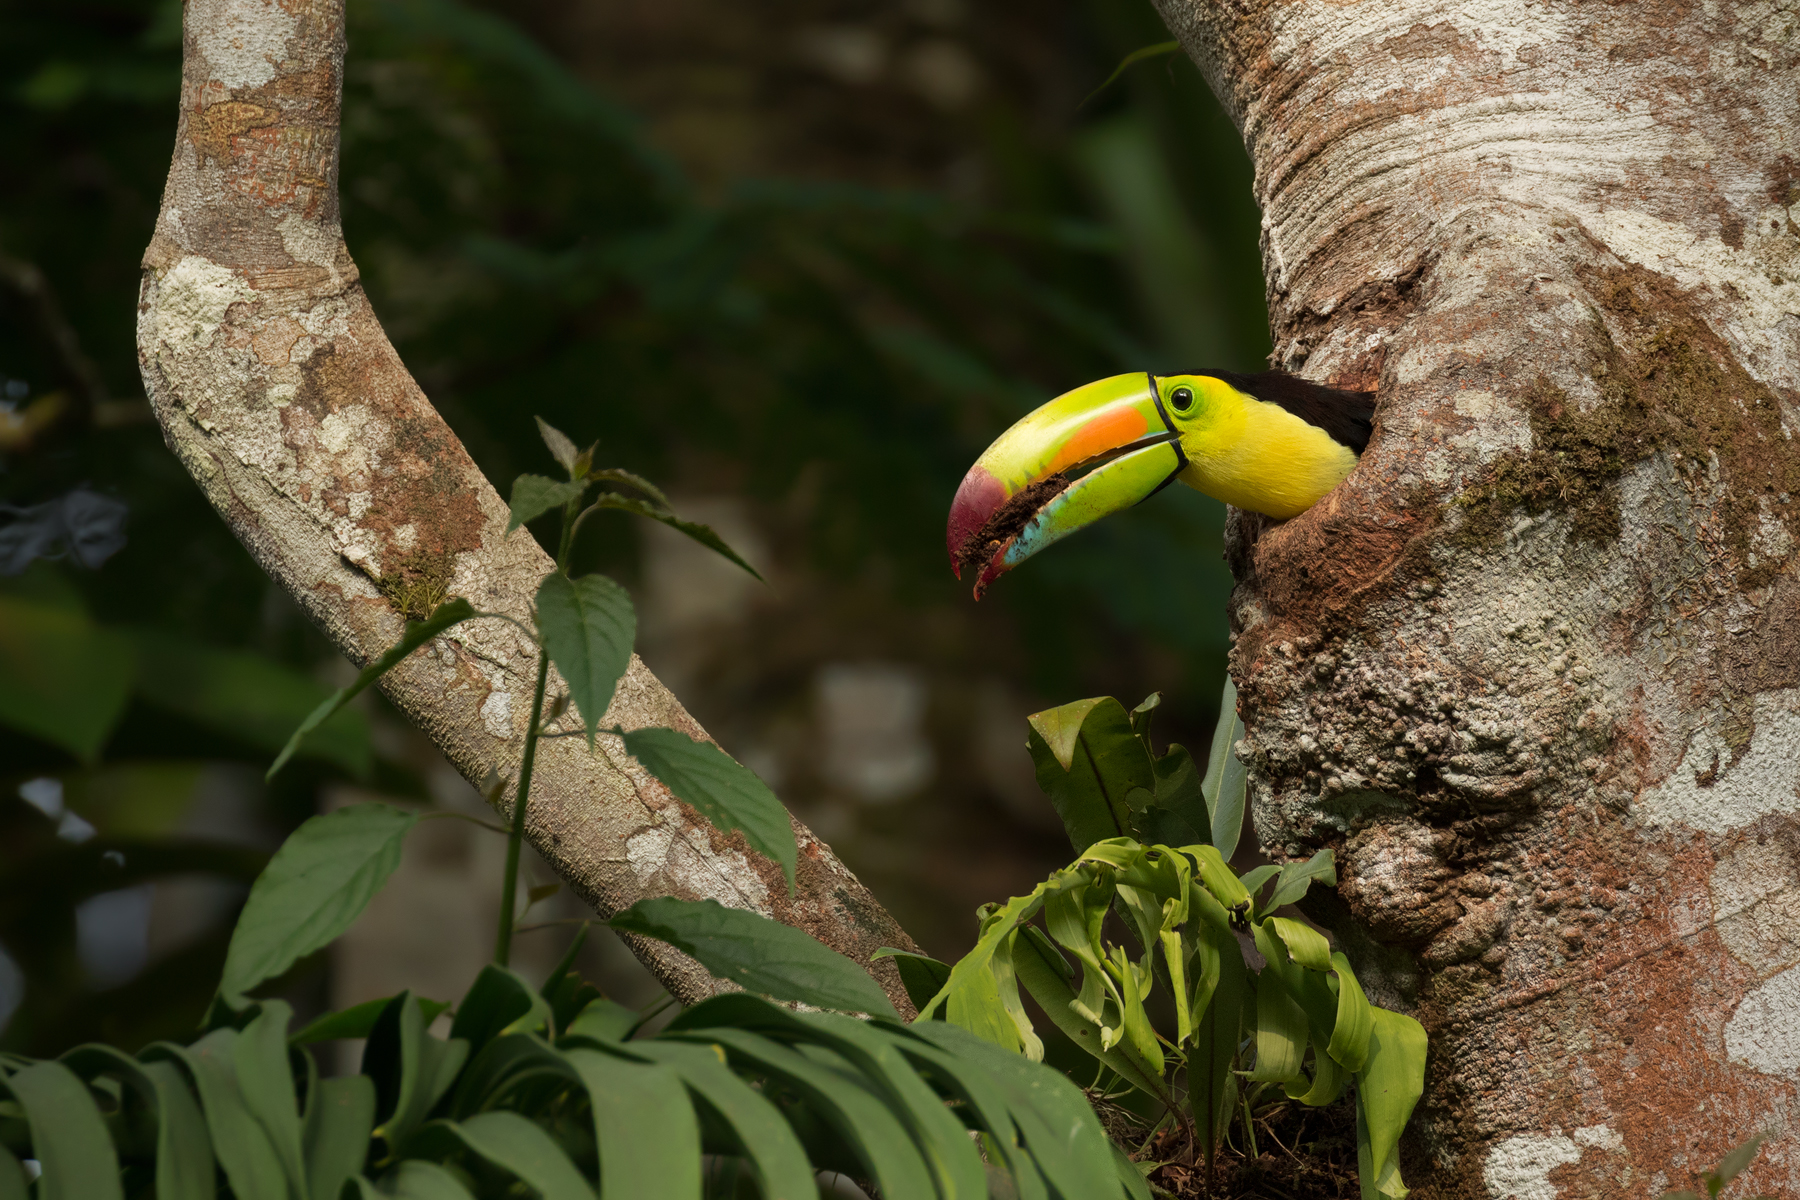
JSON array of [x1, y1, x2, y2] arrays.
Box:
[[585, 467, 670, 509], [1202, 675, 1247, 858], [1267, 916, 1332, 972], [449, 966, 555, 1054], [1326, 952, 1373, 1074], [1705, 1134, 1767, 1194], [1237, 864, 1280, 906], [0, 1060, 124, 1200], [1189, 921, 1247, 1164], [583, 494, 763, 580], [446, 1035, 575, 1122], [219, 803, 421, 1001], [143, 1030, 289, 1200], [1025, 697, 1154, 853], [535, 416, 580, 474], [620, 1039, 817, 1200], [131, 631, 373, 776], [535, 572, 634, 747], [1135, 743, 1210, 847], [0, 1146, 26, 1200], [404, 1112, 595, 1200], [375, 1160, 479, 1200], [679, 1027, 937, 1200], [541, 926, 603, 1032], [267, 598, 475, 779], [232, 1000, 309, 1196], [562, 997, 640, 1044], [1264, 849, 1338, 914], [1356, 1008, 1427, 1200], [506, 474, 588, 533], [0, 595, 133, 761], [1249, 975, 1308, 1084], [291, 997, 452, 1045], [618, 726, 796, 892], [870, 948, 951, 1017], [1010, 925, 1169, 1105], [610, 896, 896, 1017], [1114, 1140, 1154, 1200], [304, 1074, 376, 1200], [364, 993, 471, 1151], [59, 1047, 213, 1200], [561, 1046, 701, 1200]]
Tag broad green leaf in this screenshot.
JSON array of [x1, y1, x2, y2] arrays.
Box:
[[1025, 697, 1153, 852], [304, 1074, 376, 1200], [1326, 952, 1374, 1074], [680, 1028, 936, 1200], [945, 940, 1026, 1053], [378, 1160, 479, 1200], [1135, 743, 1210, 847], [60, 1047, 213, 1200], [1265, 848, 1338, 914], [618, 726, 796, 892], [268, 598, 475, 779], [1237, 864, 1280, 908], [1201, 675, 1247, 858], [448, 965, 554, 1053], [1268, 917, 1333, 972], [447, 1034, 575, 1120], [1249, 976, 1307, 1084], [0, 595, 132, 761], [405, 1112, 595, 1200], [131, 632, 372, 776], [610, 896, 897, 1017], [918, 875, 1067, 1022], [562, 1046, 700, 1200], [364, 993, 471, 1151], [1127, 691, 1161, 748], [1285, 1047, 1348, 1107], [291, 997, 452, 1045], [232, 1000, 309, 1197], [535, 416, 580, 473], [0, 1146, 25, 1200], [622, 1039, 818, 1200], [506, 474, 588, 532], [535, 572, 634, 746], [1356, 1007, 1427, 1200], [870, 948, 951, 1017], [143, 1031, 288, 1200], [219, 803, 421, 1001], [870, 1022, 1040, 1196], [583, 494, 763, 580], [1113, 1140, 1154, 1200], [1189, 921, 1246, 1164], [562, 997, 639, 1044], [0, 1060, 124, 1200], [1706, 1134, 1767, 1193], [1186, 844, 1251, 913]]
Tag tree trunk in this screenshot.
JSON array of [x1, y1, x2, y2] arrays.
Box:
[[1153, 1, 1800, 1195], [135, 0, 918, 1012]]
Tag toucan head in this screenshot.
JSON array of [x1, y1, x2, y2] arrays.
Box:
[[948, 371, 1211, 597]]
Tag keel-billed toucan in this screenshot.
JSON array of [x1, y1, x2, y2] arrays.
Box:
[[947, 370, 1374, 596]]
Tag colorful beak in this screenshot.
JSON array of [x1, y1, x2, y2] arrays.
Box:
[[947, 372, 1187, 598]]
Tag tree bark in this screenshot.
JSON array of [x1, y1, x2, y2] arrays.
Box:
[[135, 0, 919, 1012], [1153, 0, 1800, 1195]]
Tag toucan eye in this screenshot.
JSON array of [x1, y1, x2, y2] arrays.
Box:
[[1169, 386, 1194, 412]]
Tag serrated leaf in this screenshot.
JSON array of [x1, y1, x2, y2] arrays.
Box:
[[535, 416, 580, 473], [268, 598, 475, 779], [610, 896, 896, 1017], [506, 474, 588, 533], [219, 804, 420, 1001], [0, 1059, 124, 1200], [586, 467, 670, 508], [584, 494, 763, 580], [535, 572, 634, 747], [1202, 675, 1247, 858], [617, 726, 796, 891]]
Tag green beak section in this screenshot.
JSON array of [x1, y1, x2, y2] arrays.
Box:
[[947, 372, 1185, 597]]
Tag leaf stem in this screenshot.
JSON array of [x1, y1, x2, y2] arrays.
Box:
[[495, 646, 550, 967]]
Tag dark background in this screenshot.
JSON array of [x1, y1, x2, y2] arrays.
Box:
[[0, 0, 1268, 1053]]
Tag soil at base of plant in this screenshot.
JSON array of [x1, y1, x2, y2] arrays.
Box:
[[1108, 1093, 1360, 1199]]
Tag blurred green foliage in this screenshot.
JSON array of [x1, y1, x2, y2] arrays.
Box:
[[0, 0, 1267, 1053]]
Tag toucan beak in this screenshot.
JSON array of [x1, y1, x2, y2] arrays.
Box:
[[947, 372, 1186, 598]]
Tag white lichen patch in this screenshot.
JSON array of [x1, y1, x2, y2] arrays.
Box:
[[480, 690, 513, 740], [1725, 963, 1800, 1076], [1483, 1132, 1581, 1200], [1636, 689, 1800, 833], [190, 0, 298, 91], [1711, 839, 1800, 977], [146, 256, 255, 358], [1269, 0, 1570, 70]]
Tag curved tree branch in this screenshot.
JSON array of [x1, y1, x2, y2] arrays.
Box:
[[136, 0, 918, 1010]]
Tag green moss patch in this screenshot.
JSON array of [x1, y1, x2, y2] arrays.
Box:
[[375, 547, 455, 621]]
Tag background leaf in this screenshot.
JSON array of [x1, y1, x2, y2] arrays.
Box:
[[0, 1060, 124, 1200], [1201, 674, 1247, 858], [534, 573, 634, 746], [610, 896, 896, 1017], [0, 595, 133, 761], [583, 494, 763, 580], [218, 803, 421, 1001], [618, 726, 796, 891]]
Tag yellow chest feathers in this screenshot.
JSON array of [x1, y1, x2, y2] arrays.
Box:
[[1175, 386, 1359, 519]]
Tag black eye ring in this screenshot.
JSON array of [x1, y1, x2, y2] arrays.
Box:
[[1169, 386, 1194, 412]]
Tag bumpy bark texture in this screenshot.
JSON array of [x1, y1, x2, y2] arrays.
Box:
[[1152, 0, 1800, 1195], [135, 0, 918, 1011]]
